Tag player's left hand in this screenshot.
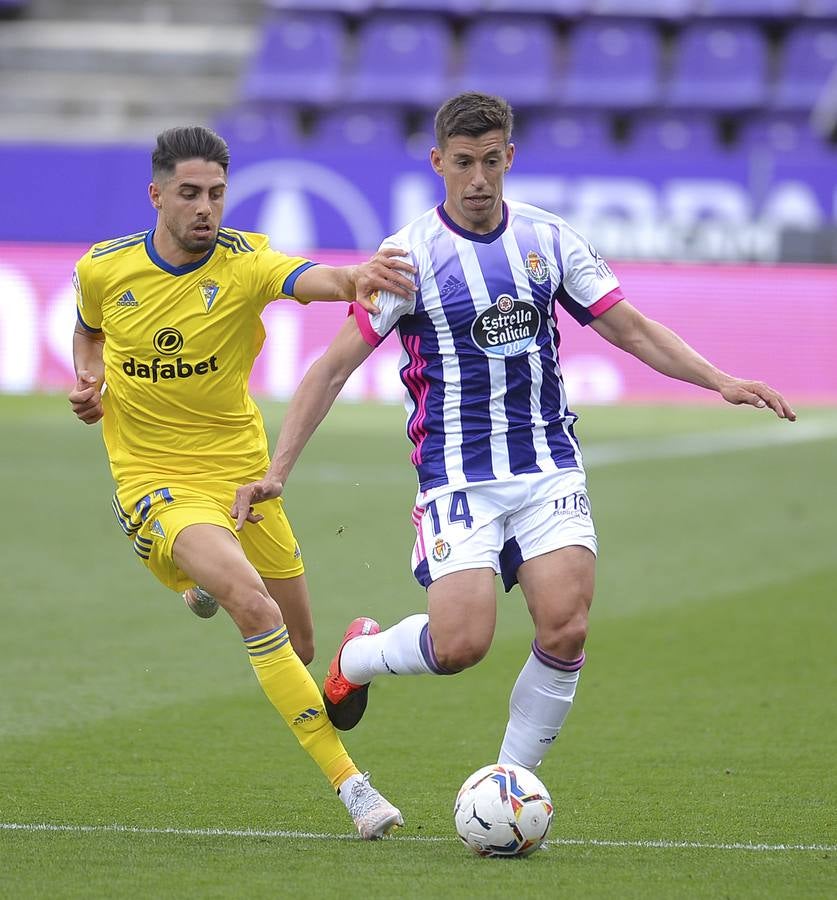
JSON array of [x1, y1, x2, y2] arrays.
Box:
[[352, 248, 417, 313], [719, 378, 797, 421], [231, 476, 285, 531], [68, 370, 105, 424]]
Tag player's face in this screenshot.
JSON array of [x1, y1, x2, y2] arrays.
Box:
[[150, 159, 227, 260], [431, 130, 514, 234]]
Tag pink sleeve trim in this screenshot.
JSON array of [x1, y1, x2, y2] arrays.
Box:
[[589, 286, 625, 318], [349, 302, 385, 347]]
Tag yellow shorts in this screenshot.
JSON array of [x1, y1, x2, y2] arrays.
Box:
[[112, 481, 304, 592]]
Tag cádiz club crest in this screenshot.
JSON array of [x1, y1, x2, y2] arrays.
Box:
[[199, 279, 220, 312]]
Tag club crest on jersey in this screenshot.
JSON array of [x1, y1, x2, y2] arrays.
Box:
[[199, 279, 220, 312], [431, 538, 451, 562], [525, 250, 549, 284], [471, 294, 541, 358]]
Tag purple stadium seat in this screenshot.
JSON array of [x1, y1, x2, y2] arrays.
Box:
[[738, 112, 835, 156], [518, 111, 615, 157], [404, 112, 438, 160], [587, 0, 696, 17], [406, 110, 616, 160], [699, 0, 802, 16], [377, 0, 482, 14], [346, 13, 454, 106], [240, 13, 346, 105], [310, 107, 406, 151], [265, 0, 370, 13], [561, 21, 662, 109], [628, 112, 723, 155], [804, 0, 837, 15], [456, 16, 559, 107], [484, 0, 587, 14], [774, 23, 837, 110], [213, 106, 303, 148], [667, 23, 769, 110]]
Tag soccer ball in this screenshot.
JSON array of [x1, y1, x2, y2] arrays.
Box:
[[453, 764, 554, 858]]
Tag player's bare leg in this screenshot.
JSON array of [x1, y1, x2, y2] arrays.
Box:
[[172, 523, 402, 837], [264, 574, 315, 665], [324, 568, 497, 729], [425, 567, 497, 671], [182, 574, 314, 667], [173, 524, 281, 636], [498, 545, 595, 771]]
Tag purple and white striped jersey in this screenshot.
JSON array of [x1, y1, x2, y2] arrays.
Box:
[[352, 199, 624, 493]]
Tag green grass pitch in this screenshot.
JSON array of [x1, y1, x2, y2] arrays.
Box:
[[1, 394, 835, 899]]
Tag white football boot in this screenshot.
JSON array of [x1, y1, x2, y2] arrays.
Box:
[[340, 773, 404, 840]]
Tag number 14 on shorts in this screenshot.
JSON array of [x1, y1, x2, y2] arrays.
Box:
[[426, 492, 474, 534]]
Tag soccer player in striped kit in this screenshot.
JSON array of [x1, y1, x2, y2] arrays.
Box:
[[233, 93, 795, 774]]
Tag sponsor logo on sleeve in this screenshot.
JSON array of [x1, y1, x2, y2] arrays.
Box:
[[587, 242, 614, 280]]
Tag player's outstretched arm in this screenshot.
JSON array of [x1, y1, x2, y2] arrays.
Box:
[[293, 248, 416, 312], [68, 323, 106, 424], [231, 316, 375, 530], [590, 299, 797, 421]]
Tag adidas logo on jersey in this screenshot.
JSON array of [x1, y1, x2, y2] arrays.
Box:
[[439, 274, 463, 299], [116, 290, 139, 307]]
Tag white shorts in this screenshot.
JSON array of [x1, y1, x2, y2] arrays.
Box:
[[411, 468, 597, 592]]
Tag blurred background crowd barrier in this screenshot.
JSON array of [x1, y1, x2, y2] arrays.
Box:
[[5, 244, 835, 403]]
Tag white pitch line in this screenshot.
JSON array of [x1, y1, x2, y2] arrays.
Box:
[[296, 419, 837, 484], [1, 822, 833, 853], [582, 418, 837, 468]]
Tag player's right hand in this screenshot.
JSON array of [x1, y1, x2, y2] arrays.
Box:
[[68, 370, 104, 424], [231, 476, 285, 532], [353, 247, 417, 311]]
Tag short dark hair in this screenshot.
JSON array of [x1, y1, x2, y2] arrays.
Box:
[[151, 126, 230, 180], [434, 92, 514, 149]]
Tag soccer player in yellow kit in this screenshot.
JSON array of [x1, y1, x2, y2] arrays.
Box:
[[67, 125, 416, 839]]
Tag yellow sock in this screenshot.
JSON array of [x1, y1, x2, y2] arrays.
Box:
[[245, 625, 359, 790]]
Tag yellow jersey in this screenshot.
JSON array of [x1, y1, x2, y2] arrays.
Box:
[[74, 227, 314, 493]]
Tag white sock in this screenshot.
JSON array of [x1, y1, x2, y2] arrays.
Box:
[[337, 772, 363, 804], [341, 614, 435, 683], [497, 651, 582, 771]]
